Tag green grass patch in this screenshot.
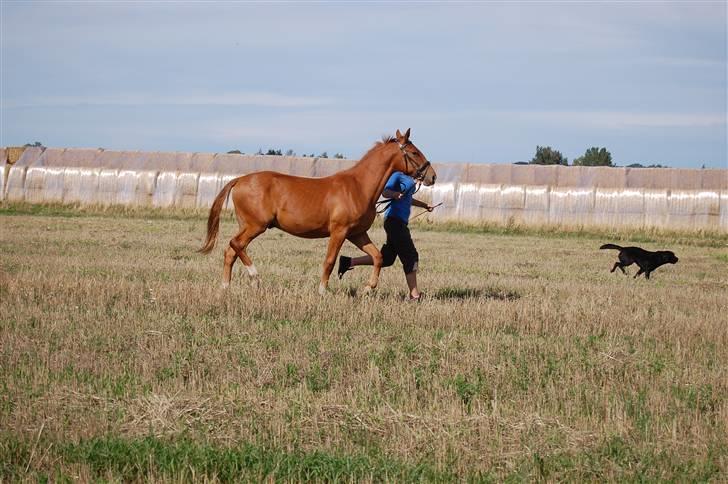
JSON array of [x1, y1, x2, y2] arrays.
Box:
[[58, 436, 456, 482]]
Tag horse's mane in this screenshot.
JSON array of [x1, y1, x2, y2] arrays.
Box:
[[360, 135, 397, 160]]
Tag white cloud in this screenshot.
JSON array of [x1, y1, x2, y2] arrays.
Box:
[[5, 92, 334, 109], [500, 110, 726, 129]]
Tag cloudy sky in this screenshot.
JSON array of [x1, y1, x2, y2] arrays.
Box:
[[2, 1, 726, 168]]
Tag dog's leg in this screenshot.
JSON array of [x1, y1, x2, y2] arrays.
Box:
[[634, 268, 644, 278], [610, 262, 620, 273], [645, 271, 651, 280]]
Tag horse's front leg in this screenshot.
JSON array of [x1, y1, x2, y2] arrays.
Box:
[[347, 232, 383, 292], [320, 229, 347, 295]]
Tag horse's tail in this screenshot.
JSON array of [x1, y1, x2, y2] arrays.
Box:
[[599, 243, 623, 251], [198, 177, 239, 254]]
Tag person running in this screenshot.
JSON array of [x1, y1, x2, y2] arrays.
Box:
[[337, 171, 434, 301]]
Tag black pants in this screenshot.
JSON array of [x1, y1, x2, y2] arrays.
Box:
[[381, 216, 419, 273]]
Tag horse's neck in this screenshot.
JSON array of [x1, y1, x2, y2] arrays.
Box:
[[349, 147, 399, 205]]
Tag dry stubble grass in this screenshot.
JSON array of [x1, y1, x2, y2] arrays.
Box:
[[1, 205, 727, 481]]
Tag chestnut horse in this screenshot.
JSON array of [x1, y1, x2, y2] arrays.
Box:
[[198, 129, 436, 294]]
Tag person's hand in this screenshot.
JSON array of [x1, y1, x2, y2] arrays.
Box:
[[427, 205, 434, 212], [395, 192, 404, 200]]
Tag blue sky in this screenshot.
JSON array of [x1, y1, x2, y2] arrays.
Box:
[[2, 1, 726, 168]]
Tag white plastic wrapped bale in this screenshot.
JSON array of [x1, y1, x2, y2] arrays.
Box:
[[593, 189, 644, 228], [173, 152, 195, 172], [24, 167, 66, 203], [721, 191, 728, 232], [5, 166, 27, 201], [488, 165, 513, 185], [95, 170, 120, 205], [0, 161, 6, 201], [63, 168, 100, 204], [190, 153, 215, 174], [591, 167, 627, 188], [532, 165, 560, 187], [209, 153, 251, 175], [262, 155, 292, 174], [474, 184, 503, 223], [196, 173, 223, 208], [668, 190, 721, 230], [153, 171, 178, 207], [523, 186, 550, 225], [60, 148, 103, 168], [625, 167, 670, 189], [454, 184, 486, 221], [548, 187, 595, 226], [669, 169, 703, 190], [116, 170, 157, 206], [642, 189, 669, 229], [555, 165, 583, 188], [174, 172, 200, 208], [701, 169, 728, 190], [12, 147, 44, 167], [31, 148, 64, 168], [312, 158, 341, 177], [432, 163, 467, 184], [429, 182, 457, 220], [500, 185, 526, 224], [289, 157, 316, 177], [95, 151, 127, 170], [511, 165, 539, 186]]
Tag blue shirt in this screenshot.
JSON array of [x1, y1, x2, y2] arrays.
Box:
[[383, 171, 417, 223]]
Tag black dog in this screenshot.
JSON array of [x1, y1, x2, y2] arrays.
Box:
[[600, 244, 678, 279]]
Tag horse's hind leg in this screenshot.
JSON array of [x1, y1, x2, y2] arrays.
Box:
[[222, 225, 266, 287]]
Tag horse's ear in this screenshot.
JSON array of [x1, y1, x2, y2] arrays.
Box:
[[396, 129, 402, 139], [403, 128, 411, 142]]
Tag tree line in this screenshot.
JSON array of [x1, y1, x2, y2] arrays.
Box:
[[525, 146, 668, 168], [227, 148, 346, 159]]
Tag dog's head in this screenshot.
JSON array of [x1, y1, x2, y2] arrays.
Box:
[[659, 251, 679, 265]]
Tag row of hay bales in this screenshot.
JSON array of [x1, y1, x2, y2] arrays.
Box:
[[1, 147, 727, 231], [420, 183, 727, 231]]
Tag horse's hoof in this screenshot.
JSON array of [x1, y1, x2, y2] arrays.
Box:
[[361, 285, 374, 296], [220, 282, 230, 290], [318, 283, 327, 296]]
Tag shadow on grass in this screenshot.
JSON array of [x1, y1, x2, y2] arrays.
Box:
[[434, 286, 521, 301]]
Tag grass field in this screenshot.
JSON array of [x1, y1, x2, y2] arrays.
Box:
[[1, 203, 727, 482]]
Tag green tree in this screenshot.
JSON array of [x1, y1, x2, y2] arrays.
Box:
[[319, 152, 328, 159], [530, 146, 568, 165], [334, 153, 345, 159], [573, 147, 613, 166]]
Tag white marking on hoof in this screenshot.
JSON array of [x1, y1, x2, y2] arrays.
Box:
[[246, 264, 258, 277], [318, 283, 327, 295], [221, 282, 230, 290]]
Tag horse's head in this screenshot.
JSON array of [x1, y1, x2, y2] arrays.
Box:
[[395, 128, 436, 186]]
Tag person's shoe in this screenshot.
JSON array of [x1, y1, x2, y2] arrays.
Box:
[[408, 292, 424, 302], [337, 256, 352, 279]]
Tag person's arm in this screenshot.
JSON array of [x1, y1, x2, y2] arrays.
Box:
[[382, 189, 403, 200], [412, 198, 434, 211]]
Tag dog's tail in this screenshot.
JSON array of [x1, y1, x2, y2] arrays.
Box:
[[599, 243, 623, 251]]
